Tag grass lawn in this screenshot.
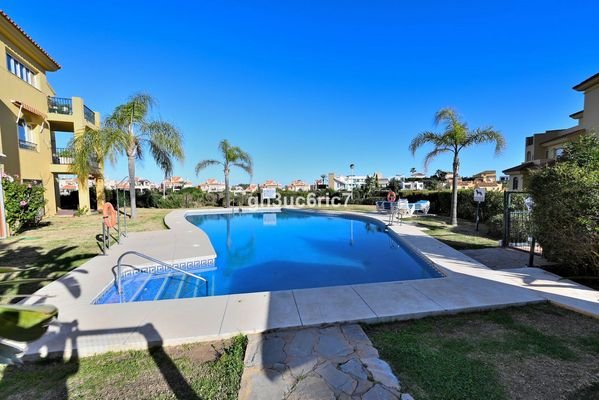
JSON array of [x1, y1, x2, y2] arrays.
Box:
[[0, 335, 247, 400], [405, 215, 499, 250], [365, 304, 599, 400], [0, 208, 171, 303]]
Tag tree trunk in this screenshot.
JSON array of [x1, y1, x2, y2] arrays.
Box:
[[128, 153, 137, 218], [224, 168, 230, 208], [450, 154, 460, 226]]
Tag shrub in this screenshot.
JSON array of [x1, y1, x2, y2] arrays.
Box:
[[2, 176, 46, 233], [529, 135, 599, 276], [486, 214, 504, 238]]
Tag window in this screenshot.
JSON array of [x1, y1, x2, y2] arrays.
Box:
[[526, 151, 531, 161], [512, 177, 519, 191], [555, 148, 564, 158], [17, 119, 37, 150], [6, 53, 37, 87]]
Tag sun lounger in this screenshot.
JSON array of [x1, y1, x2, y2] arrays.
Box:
[[412, 200, 430, 214]]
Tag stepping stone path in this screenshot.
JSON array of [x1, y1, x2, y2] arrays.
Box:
[[238, 324, 415, 399]]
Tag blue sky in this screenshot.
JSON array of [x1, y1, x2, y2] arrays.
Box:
[[5, 1, 599, 185]]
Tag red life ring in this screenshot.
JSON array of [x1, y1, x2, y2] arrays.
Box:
[[102, 203, 117, 228], [387, 191, 397, 202]]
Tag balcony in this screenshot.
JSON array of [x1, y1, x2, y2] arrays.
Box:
[[19, 139, 37, 151], [52, 147, 73, 165], [47, 96, 99, 131], [48, 97, 73, 115], [84, 105, 95, 124]]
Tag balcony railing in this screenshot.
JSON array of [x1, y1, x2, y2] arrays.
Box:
[[84, 105, 95, 124], [52, 147, 73, 164], [48, 97, 73, 115]]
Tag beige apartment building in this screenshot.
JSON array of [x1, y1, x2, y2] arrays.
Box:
[[503, 72, 599, 190], [0, 10, 103, 217]]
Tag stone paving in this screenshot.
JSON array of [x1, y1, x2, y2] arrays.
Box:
[[460, 247, 553, 270], [238, 324, 415, 400]]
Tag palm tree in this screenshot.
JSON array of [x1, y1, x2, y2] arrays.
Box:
[[349, 163, 355, 176], [195, 140, 253, 208], [409, 107, 505, 226], [70, 93, 183, 218], [320, 174, 326, 186]]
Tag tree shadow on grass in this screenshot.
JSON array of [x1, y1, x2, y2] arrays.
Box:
[[0, 242, 95, 303], [1, 321, 201, 400]]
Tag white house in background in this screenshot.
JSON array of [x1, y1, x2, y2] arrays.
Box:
[[261, 180, 282, 189], [327, 173, 368, 191], [287, 180, 311, 192], [199, 178, 225, 192], [231, 185, 246, 194], [399, 181, 424, 190], [245, 184, 259, 194], [162, 176, 193, 191], [115, 177, 156, 191]]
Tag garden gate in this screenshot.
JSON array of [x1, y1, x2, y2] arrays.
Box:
[[502, 191, 543, 256]]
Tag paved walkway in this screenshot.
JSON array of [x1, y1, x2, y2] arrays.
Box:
[[461, 247, 554, 270], [239, 324, 413, 400]]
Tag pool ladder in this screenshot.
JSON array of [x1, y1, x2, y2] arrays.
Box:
[[116, 251, 209, 297]]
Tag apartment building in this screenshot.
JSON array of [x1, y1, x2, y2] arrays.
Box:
[[0, 11, 102, 216], [503, 72, 599, 190]]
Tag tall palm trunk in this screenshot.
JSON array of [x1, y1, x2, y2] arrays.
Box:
[[224, 167, 230, 208], [127, 151, 137, 218], [450, 154, 459, 226]]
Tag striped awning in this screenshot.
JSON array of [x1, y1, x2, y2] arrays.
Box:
[[11, 99, 47, 119]]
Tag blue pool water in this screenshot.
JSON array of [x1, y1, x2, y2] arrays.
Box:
[[95, 211, 441, 304]]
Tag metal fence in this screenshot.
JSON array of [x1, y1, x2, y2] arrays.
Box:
[[502, 191, 543, 255]]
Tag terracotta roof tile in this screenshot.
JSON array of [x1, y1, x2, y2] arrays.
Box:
[[1, 10, 60, 69]]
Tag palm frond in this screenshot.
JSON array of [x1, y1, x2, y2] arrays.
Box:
[[232, 161, 253, 177], [106, 93, 154, 128], [195, 160, 221, 175], [68, 126, 128, 181], [143, 121, 184, 161], [423, 147, 451, 171], [465, 128, 506, 154], [409, 131, 449, 155]]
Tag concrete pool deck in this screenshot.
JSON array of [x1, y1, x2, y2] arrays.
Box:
[[17, 208, 599, 359]]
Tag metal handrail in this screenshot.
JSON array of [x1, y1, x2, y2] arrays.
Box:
[[116, 251, 208, 297]]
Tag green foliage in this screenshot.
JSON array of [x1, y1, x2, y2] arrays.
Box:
[[0, 266, 58, 364], [74, 206, 89, 217], [529, 135, 599, 275], [2, 176, 46, 234]]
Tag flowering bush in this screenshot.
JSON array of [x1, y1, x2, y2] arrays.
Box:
[[2, 175, 46, 233]]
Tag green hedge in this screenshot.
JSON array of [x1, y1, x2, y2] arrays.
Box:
[[529, 135, 599, 275]]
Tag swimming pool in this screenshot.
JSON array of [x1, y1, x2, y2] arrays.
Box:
[[95, 210, 442, 304]]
